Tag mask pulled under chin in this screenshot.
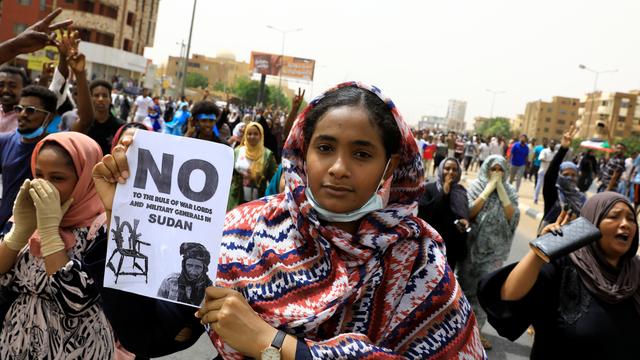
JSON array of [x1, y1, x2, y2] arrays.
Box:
[[17, 125, 45, 139], [305, 174, 393, 223]]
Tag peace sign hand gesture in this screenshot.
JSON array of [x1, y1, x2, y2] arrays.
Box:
[[291, 88, 305, 112], [10, 8, 73, 54], [560, 124, 579, 149]]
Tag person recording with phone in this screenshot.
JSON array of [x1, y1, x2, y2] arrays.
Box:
[[418, 157, 470, 271]]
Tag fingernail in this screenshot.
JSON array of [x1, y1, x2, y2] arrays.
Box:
[[118, 177, 125, 184], [194, 311, 200, 318], [122, 171, 129, 178]]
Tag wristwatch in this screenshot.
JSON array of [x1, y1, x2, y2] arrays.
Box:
[[261, 330, 286, 360]]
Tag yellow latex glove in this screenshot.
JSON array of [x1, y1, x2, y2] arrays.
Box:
[[496, 180, 512, 207], [3, 179, 37, 251], [28, 179, 73, 257]]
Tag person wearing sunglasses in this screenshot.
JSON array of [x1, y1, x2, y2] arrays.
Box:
[[0, 85, 57, 233]]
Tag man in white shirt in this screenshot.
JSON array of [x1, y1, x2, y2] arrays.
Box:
[[477, 138, 490, 169], [131, 88, 153, 123], [534, 140, 556, 204]]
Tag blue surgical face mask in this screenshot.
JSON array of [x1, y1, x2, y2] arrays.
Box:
[[17, 124, 45, 139], [305, 160, 392, 223]]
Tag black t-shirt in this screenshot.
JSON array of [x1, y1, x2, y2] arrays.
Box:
[[87, 115, 125, 155]]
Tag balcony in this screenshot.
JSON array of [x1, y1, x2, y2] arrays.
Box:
[[619, 108, 628, 117], [597, 105, 611, 115]]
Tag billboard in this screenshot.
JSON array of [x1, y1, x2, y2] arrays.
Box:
[[250, 51, 315, 81], [27, 45, 59, 71]]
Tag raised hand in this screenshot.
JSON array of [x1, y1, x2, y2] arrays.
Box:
[[291, 88, 305, 112], [10, 8, 72, 55], [2, 180, 37, 251], [67, 51, 86, 74], [92, 135, 132, 212], [560, 124, 579, 149]]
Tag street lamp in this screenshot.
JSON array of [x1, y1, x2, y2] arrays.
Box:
[[486, 89, 506, 118], [578, 64, 618, 138], [266, 25, 302, 93]]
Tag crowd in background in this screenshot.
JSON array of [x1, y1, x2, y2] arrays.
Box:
[[0, 8, 638, 360]]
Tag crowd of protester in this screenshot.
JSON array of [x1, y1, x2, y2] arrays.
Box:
[[0, 9, 638, 359]]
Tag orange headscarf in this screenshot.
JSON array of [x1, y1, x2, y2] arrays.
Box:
[[28, 132, 105, 257]]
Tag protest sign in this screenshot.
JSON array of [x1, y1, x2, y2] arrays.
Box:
[[103, 130, 233, 308]]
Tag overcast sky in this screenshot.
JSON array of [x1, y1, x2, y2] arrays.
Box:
[[146, 0, 640, 127]]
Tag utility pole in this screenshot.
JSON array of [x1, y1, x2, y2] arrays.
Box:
[[180, 0, 197, 98]]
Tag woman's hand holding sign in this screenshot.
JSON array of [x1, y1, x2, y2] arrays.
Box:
[[92, 135, 132, 212], [196, 286, 297, 359]]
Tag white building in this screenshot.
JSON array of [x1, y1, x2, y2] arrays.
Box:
[[446, 99, 467, 132]]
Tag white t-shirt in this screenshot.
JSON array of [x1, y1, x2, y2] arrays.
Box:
[[134, 96, 154, 117], [478, 143, 490, 161], [538, 148, 556, 172], [621, 157, 634, 181]]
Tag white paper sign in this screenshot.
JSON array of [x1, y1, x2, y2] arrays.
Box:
[[103, 130, 233, 308]]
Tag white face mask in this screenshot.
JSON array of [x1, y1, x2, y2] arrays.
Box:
[[305, 160, 392, 222]]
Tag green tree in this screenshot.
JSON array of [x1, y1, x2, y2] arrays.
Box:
[[213, 81, 226, 91], [185, 72, 208, 88], [267, 85, 291, 109], [233, 76, 266, 105], [476, 117, 512, 139]]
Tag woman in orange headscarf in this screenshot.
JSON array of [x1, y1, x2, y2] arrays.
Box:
[[227, 121, 277, 211], [0, 132, 113, 358]]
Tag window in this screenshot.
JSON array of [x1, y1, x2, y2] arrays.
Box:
[[559, 109, 567, 115], [13, 23, 28, 35], [81, 1, 94, 12], [123, 39, 132, 52], [126, 12, 135, 26], [618, 116, 626, 122], [40, 0, 46, 11], [544, 128, 549, 132], [547, 108, 552, 112], [572, 101, 577, 106], [557, 119, 566, 125], [18, 0, 32, 5], [188, 62, 200, 68], [76, 28, 91, 42], [95, 31, 114, 46], [556, 129, 564, 135], [99, 4, 118, 19], [602, 101, 608, 106], [545, 117, 551, 122], [65, 0, 74, 3]]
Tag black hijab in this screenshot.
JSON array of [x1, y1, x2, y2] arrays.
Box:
[[569, 192, 640, 314]]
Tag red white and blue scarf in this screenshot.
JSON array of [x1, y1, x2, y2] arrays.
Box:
[[212, 82, 485, 359]]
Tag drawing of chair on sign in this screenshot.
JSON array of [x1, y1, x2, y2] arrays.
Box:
[[106, 216, 150, 284]]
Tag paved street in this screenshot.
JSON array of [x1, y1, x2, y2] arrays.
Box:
[[156, 169, 546, 360]]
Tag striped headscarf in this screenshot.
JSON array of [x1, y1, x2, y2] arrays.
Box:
[[213, 82, 485, 359]]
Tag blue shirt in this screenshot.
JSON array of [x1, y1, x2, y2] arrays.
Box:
[[0, 131, 36, 231], [533, 145, 544, 167], [510, 141, 529, 167]]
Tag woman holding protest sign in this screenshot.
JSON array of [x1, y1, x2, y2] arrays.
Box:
[[93, 82, 485, 359], [227, 121, 277, 210], [0, 132, 113, 358]]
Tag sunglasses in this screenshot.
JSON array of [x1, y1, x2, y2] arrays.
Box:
[[14, 105, 50, 116]]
